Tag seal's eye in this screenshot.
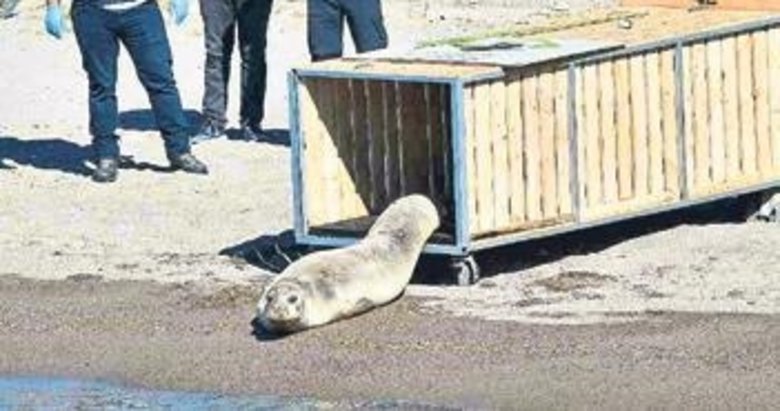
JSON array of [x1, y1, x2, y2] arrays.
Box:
[[287, 295, 299, 304], [266, 295, 274, 303]]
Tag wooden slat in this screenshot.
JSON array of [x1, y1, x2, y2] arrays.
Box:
[[523, 75, 543, 221], [384, 82, 401, 202], [691, 42, 711, 191], [575, 68, 587, 214], [554, 69, 573, 215], [463, 86, 479, 235], [615, 58, 634, 200], [474, 83, 495, 231], [770, 29, 780, 172], [706, 40, 726, 185], [598, 61, 619, 205], [301, 79, 326, 225], [721, 36, 741, 182], [737, 34, 758, 176], [439, 85, 453, 205], [399, 83, 430, 196], [583, 64, 602, 208], [752, 31, 773, 176], [322, 79, 344, 222], [645, 52, 665, 195], [630, 54, 650, 198], [365, 80, 387, 212], [538, 71, 559, 219], [335, 79, 358, 218], [424, 84, 438, 202], [660, 49, 679, 194], [490, 80, 511, 228], [350, 79, 370, 215], [506, 75, 526, 223], [682, 46, 696, 194]]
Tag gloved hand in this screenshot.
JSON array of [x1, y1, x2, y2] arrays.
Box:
[[44, 4, 64, 39], [169, 0, 188, 25]]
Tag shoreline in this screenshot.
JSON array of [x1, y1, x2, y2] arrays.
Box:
[[1, 275, 778, 409]]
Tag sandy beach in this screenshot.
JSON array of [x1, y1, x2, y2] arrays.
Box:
[[1, 1, 780, 408]]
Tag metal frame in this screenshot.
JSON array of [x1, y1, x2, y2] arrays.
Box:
[[289, 15, 780, 258]]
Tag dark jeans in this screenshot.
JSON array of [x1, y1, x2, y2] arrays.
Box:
[[199, 0, 273, 128], [71, 0, 190, 160]]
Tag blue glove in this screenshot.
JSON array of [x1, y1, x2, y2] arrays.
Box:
[[44, 4, 64, 39], [169, 0, 188, 25]]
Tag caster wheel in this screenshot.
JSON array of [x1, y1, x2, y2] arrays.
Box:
[[449, 255, 480, 286]]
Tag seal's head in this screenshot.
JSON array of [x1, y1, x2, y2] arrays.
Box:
[[257, 280, 307, 333]]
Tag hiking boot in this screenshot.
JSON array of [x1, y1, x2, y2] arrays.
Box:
[[191, 120, 225, 145], [169, 152, 209, 175], [92, 158, 118, 183]]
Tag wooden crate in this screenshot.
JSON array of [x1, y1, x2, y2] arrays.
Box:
[[289, 13, 780, 256]]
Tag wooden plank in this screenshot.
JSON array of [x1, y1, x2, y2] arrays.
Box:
[[300, 78, 326, 225], [721, 36, 741, 182], [475, 83, 495, 231], [752, 31, 772, 176], [439, 85, 453, 206], [506, 75, 526, 223], [321, 79, 344, 222], [350, 79, 370, 215], [463, 86, 480, 235], [523, 75, 543, 221], [427, 84, 450, 212], [399, 83, 430, 196], [706, 40, 726, 185], [645, 51, 665, 196], [682, 46, 696, 195], [737, 34, 758, 176], [424, 84, 438, 203], [660, 49, 679, 194], [365, 80, 387, 212], [575, 68, 587, 215], [538, 71, 559, 219], [691, 42, 711, 191], [583, 64, 602, 209], [490, 80, 511, 229], [598, 61, 619, 205], [337, 79, 359, 219], [554, 69, 573, 215], [630, 54, 650, 198], [384, 82, 401, 202], [614, 58, 634, 200], [770, 29, 780, 173]]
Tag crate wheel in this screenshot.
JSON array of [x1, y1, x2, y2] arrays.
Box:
[[450, 255, 480, 286]]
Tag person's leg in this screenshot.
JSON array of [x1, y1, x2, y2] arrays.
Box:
[[307, 0, 343, 61], [71, 1, 121, 182], [198, 0, 237, 135], [343, 0, 387, 54], [118, 2, 207, 174], [236, 0, 272, 135]]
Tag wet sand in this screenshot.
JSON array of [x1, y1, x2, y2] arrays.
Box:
[[1, 275, 778, 409]]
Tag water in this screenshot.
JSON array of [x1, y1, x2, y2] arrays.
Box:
[[0, 377, 454, 410]]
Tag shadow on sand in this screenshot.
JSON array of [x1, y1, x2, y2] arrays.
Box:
[[0, 136, 92, 176]]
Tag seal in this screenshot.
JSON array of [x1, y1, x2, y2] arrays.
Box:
[[256, 194, 440, 334]]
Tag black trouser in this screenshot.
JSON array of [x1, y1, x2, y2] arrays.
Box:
[[307, 0, 387, 61], [199, 0, 273, 128]]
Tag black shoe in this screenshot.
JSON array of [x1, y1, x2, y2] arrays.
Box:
[[169, 152, 209, 175], [191, 120, 225, 145], [242, 123, 267, 142], [92, 158, 118, 183]]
